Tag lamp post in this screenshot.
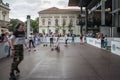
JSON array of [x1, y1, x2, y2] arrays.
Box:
[[27, 15, 30, 39]]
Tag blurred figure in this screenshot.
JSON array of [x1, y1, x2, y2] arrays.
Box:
[[43, 33, 47, 47], [80, 34, 83, 44], [71, 34, 75, 45], [104, 35, 108, 49], [65, 34, 68, 46], [54, 34, 60, 52]]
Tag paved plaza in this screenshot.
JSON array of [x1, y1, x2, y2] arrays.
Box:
[[0, 43, 120, 80]]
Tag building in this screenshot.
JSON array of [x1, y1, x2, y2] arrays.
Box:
[[111, 0, 120, 37], [68, 0, 120, 37], [38, 7, 85, 35], [0, 0, 10, 34]]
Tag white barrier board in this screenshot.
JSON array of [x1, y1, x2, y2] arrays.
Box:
[[86, 37, 101, 48], [42, 37, 81, 43], [111, 41, 120, 56]]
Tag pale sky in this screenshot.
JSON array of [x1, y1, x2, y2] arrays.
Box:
[[3, 0, 79, 21]]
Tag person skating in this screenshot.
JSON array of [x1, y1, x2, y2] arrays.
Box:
[[54, 35, 60, 52], [65, 34, 68, 46], [9, 21, 27, 80], [28, 33, 36, 52]]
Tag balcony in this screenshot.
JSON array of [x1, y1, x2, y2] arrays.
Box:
[[0, 20, 9, 28]]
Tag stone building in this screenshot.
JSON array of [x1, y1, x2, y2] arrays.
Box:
[[0, 0, 10, 34], [38, 7, 85, 35]]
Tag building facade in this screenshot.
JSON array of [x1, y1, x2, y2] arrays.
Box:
[[38, 7, 85, 35], [0, 0, 10, 34], [111, 0, 120, 37]]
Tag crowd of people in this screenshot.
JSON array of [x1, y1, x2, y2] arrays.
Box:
[[0, 29, 109, 58]]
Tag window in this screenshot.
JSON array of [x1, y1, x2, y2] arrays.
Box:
[[3, 15, 5, 20], [48, 19, 51, 25], [42, 19, 45, 25], [63, 18, 66, 26], [49, 29, 51, 33], [63, 30, 66, 35], [62, 16, 67, 18], [70, 18, 73, 25], [55, 29, 58, 33], [42, 29, 45, 34], [55, 19, 58, 26]]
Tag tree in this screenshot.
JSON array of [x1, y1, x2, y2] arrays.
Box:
[[8, 19, 20, 32], [30, 18, 39, 33], [25, 18, 39, 33]]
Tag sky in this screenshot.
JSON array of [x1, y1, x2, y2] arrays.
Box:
[[3, 0, 79, 21]]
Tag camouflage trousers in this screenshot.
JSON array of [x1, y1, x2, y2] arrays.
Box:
[[10, 45, 24, 75]]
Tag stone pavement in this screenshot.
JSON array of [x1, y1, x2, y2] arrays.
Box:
[[0, 43, 120, 80]]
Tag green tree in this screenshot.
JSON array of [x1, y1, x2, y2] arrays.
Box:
[[30, 18, 39, 33], [8, 19, 20, 32], [25, 18, 39, 33]]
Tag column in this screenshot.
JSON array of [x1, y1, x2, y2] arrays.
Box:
[[0, 10, 2, 20], [85, 7, 88, 33], [101, 0, 105, 25], [27, 15, 30, 39]]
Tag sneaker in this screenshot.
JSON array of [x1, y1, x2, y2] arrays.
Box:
[[10, 72, 15, 78], [16, 67, 20, 73], [16, 72, 20, 77]]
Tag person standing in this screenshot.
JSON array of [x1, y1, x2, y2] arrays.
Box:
[[9, 21, 27, 79], [104, 35, 107, 49], [80, 34, 83, 44], [65, 34, 68, 46], [28, 33, 36, 51], [49, 32, 54, 47], [55, 34, 60, 52], [71, 34, 75, 44], [43, 33, 47, 46]]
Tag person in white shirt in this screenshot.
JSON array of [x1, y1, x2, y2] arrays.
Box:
[[54, 35, 60, 52], [28, 33, 35, 51], [43, 33, 47, 46], [65, 34, 68, 45]]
